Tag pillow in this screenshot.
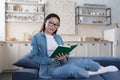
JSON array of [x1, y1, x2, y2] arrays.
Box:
[[13, 54, 39, 69], [101, 71, 120, 80]]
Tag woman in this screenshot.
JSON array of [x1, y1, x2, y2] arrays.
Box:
[[30, 13, 68, 78], [30, 13, 118, 79]]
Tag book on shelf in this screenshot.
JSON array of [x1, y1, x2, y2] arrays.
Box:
[[50, 44, 78, 58]]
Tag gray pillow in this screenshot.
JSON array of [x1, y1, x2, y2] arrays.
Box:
[[13, 54, 39, 69]]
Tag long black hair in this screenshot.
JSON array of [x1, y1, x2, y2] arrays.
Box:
[[40, 13, 60, 34]]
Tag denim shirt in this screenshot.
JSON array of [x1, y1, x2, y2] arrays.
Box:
[[29, 32, 100, 78], [30, 32, 64, 65]]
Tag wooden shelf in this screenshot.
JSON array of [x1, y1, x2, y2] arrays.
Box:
[[79, 22, 110, 25], [6, 11, 44, 14], [5, 1, 44, 5], [79, 14, 110, 17], [6, 20, 43, 23], [75, 5, 111, 25], [79, 6, 109, 9]]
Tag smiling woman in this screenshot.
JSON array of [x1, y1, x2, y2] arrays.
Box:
[[29, 13, 66, 78], [29, 13, 103, 79], [45, 17, 60, 35], [39, 13, 60, 34]]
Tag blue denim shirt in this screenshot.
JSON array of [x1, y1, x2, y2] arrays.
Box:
[[30, 32, 64, 65], [29, 32, 100, 78]]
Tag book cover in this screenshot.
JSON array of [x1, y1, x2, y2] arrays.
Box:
[[50, 44, 78, 58]]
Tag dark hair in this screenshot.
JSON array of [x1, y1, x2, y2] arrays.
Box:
[[40, 13, 60, 34]]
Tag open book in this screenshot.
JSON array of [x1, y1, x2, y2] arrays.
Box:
[[50, 44, 78, 58]]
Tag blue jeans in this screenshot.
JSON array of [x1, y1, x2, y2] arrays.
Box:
[[39, 58, 100, 79], [50, 63, 89, 79]]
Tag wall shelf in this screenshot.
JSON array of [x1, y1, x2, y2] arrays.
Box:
[[75, 5, 111, 25], [5, 1, 45, 22]]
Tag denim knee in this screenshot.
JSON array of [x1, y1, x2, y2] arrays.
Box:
[[50, 64, 89, 79], [88, 61, 100, 71], [73, 58, 100, 71], [85, 59, 100, 71]]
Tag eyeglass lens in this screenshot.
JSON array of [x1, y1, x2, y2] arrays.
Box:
[[48, 21, 60, 28]]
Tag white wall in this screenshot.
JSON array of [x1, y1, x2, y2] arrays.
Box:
[[0, 0, 5, 41], [46, 0, 76, 35], [75, 0, 106, 6], [6, 23, 42, 41]]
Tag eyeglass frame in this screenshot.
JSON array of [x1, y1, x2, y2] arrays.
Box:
[[47, 20, 60, 28]]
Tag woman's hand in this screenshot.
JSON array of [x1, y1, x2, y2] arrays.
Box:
[[55, 53, 67, 61]]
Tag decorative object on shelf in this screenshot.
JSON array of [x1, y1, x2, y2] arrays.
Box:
[[38, 0, 45, 4], [38, 0, 42, 3], [7, 5, 14, 11], [24, 9, 29, 12], [23, 32, 32, 41], [6, 37, 16, 41], [13, 4, 23, 11], [82, 37, 101, 42], [6, 0, 10, 2], [32, 14, 39, 21], [6, 13, 13, 20], [37, 6, 44, 12], [113, 21, 119, 28]]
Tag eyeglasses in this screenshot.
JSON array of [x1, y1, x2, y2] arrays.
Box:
[[48, 21, 60, 28]]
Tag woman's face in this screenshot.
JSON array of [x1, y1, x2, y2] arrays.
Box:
[[45, 17, 60, 35]]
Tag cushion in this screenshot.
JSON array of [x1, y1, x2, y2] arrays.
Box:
[[13, 54, 39, 69], [101, 71, 120, 80], [91, 57, 120, 69], [79, 75, 104, 80], [12, 68, 38, 80]]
